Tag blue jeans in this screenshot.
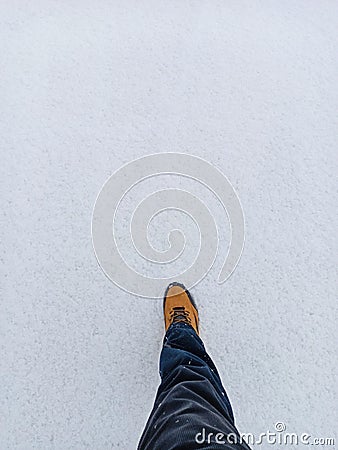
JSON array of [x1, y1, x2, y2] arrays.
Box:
[[138, 323, 251, 449]]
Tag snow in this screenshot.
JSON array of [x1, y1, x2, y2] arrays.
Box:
[[1, 1, 337, 449]]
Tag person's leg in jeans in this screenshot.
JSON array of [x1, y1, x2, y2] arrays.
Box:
[[138, 283, 251, 450]]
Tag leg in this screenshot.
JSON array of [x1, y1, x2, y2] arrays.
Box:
[[138, 283, 250, 449], [138, 322, 251, 449], [160, 322, 235, 423]]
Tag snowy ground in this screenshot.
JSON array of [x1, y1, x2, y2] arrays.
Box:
[[1, 1, 337, 449]]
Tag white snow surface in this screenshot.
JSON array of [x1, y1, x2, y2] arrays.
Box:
[[1, 1, 337, 449]]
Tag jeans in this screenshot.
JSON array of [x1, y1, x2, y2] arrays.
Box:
[[138, 323, 251, 449]]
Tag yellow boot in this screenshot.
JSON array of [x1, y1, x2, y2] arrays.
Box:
[[163, 282, 199, 335]]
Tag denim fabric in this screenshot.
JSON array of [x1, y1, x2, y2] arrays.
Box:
[[138, 323, 251, 449]]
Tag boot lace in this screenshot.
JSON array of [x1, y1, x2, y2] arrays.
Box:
[[170, 306, 192, 326]]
